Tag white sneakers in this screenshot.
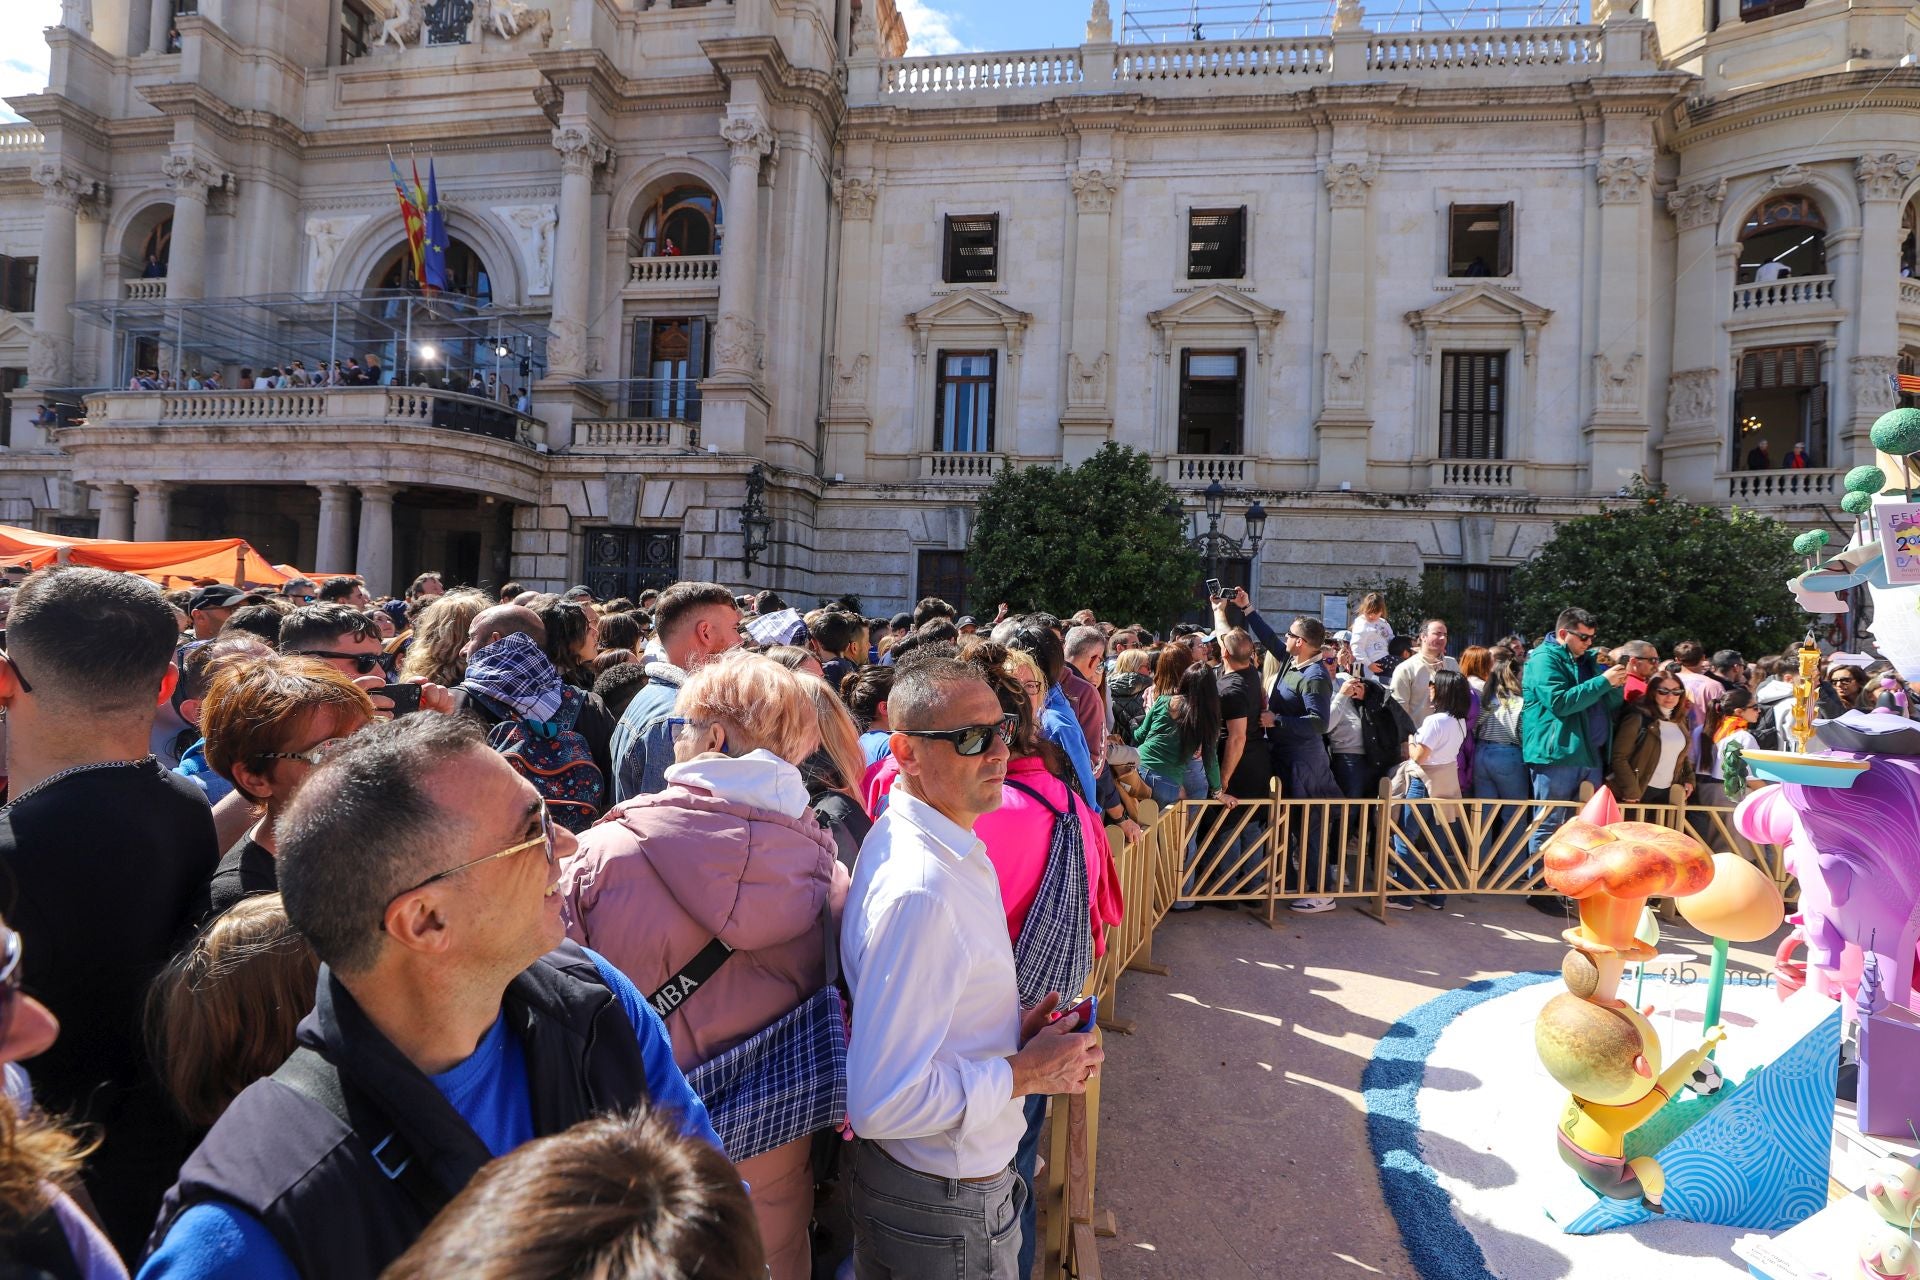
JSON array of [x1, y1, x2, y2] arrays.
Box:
[[1289, 897, 1336, 914]]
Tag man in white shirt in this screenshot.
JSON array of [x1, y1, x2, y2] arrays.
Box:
[[1390, 618, 1460, 725], [842, 655, 1103, 1279]]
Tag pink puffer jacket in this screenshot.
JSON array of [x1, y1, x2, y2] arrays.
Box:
[[557, 749, 847, 1280]]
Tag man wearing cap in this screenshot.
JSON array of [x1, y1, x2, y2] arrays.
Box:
[[187, 585, 244, 641], [956, 615, 979, 636]]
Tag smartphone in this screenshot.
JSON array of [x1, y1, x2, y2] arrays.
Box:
[[1205, 578, 1224, 600], [372, 683, 423, 715], [1057, 994, 1098, 1031]]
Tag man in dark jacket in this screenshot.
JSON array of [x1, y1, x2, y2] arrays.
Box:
[[143, 715, 718, 1278]]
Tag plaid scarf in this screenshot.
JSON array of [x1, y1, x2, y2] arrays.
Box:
[[463, 632, 564, 723]]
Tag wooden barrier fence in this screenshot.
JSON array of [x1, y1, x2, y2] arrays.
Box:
[[1036, 790, 1792, 1278]]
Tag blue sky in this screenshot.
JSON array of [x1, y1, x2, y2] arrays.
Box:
[[1, 1, 60, 122], [897, 0, 1088, 53]]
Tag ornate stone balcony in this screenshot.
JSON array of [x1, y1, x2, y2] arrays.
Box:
[[0, 126, 42, 155], [1729, 274, 1837, 315], [571, 419, 703, 453], [918, 450, 1006, 481], [885, 48, 1084, 95], [1899, 277, 1920, 324], [625, 255, 721, 292], [124, 279, 167, 301], [1166, 454, 1249, 485], [1720, 467, 1842, 506], [1430, 459, 1525, 492]]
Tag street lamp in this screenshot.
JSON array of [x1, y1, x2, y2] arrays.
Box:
[[1188, 485, 1266, 587], [1203, 479, 1226, 522], [738, 463, 773, 569]]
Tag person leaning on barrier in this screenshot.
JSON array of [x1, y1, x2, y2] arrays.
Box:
[[1608, 673, 1695, 806]]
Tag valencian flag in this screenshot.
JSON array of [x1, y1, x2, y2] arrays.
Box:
[[1894, 372, 1920, 397], [423, 157, 448, 294], [387, 149, 426, 285]]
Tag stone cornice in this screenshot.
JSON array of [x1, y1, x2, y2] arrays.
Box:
[[135, 83, 307, 149], [1671, 68, 1920, 146], [3, 93, 114, 154]]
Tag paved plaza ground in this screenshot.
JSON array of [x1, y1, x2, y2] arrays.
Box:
[[1090, 897, 1786, 1280]]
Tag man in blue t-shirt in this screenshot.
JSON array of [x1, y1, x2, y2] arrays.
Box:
[[141, 715, 721, 1279]]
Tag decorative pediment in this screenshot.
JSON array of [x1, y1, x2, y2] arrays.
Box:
[[1147, 285, 1284, 363], [906, 289, 1034, 362], [1405, 283, 1554, 363], [0, 311, 31, 350]]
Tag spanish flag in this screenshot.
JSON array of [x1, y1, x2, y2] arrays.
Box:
[[387, 149, 426, 285]]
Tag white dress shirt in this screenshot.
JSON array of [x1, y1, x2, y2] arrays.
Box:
[[842, 786, 1026, 1178]]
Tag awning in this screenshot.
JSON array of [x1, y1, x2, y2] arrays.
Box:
[[0, 524, 287, 588]]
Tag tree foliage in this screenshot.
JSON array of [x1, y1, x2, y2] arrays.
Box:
[[968, 443, 1200, 630], [1340, 567, 1469, 639], [1507, 480, 1805, 654]]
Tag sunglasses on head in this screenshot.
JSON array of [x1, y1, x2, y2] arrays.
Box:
[[290, 649, 395, 677], [897, 714, 1018, 757]]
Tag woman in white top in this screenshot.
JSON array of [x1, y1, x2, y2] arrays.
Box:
[[1607, 675, 1695, 806], [1390, 669, 1472, 910]]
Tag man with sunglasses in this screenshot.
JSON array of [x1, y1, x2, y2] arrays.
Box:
[[0, 567, 219, 1258], [144, 715, 718, 1279], [842, 656, 1103, 1280], [1520, 606, 1629, 913]]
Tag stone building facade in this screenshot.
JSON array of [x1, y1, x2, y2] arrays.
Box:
[[2, 0, 1918, 632]]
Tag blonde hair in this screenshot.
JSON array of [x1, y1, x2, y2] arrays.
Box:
[[1002, 648, 1044, 688], [796, 673, 865, 799], [1114, 648, 1152, 675], [398, 588, 493, 686], [147, 895, 319, 1127], [674, 650, 820, 765]]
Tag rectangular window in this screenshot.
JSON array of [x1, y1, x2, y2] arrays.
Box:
[[1187, 207, 1246, 280], [1178, 349, 1245, 455], [935, 350, 997, 452], [916, 550, 972, 617], [942, 214, 1000, 285], [1438, 351, 1506, 459], [1447, 203, 1513, 277], [0, 257, 36, 314], [1739, 0, 1805, 19], [1734, 343, 1826, 468], [340, 0, 373, 61], [0, 368, 21, 448], [1432, 565, 1512, 649]]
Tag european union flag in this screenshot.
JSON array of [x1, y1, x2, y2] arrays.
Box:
[[423, 158, 448, 293]]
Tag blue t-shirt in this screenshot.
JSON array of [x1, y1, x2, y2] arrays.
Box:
[[859, 730, 893, 766], [138, 950, 718, 1279]]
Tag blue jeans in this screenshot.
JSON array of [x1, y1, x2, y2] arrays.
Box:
[[1390, 773, 1457, 893], [1330, 753, 1377, 800], [1141, 755, 1206, 807], [1527, 762, 1602, 862], [1473, 741, 1530, 875], [1013, 1092, 1047, 1278]]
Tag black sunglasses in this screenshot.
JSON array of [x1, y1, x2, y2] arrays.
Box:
[[289, 649, 395, 677], [4, 654, 31, 695], [896, 715, 1018, 757]]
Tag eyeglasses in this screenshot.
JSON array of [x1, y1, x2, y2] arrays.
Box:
[[1569, 630, 1597, 644], [1652, 686, 1683, 697], [896, 715, 1018, 757], [258, 737, 352, 767], [289, 649, 395, 677], [4, 653, 31, 695], [379, 804, 557, 928], [0, 928, 21, 1047], [1833, 676, 1860, 685], [1020, 679, 1044, 697]]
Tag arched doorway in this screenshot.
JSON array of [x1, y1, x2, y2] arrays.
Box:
[[1737, 194, 1827, 284], [635, 185, 723, 258], [363, 236, 498, 390], [370, 235, 493, 305], [138, 217, 172, 278]]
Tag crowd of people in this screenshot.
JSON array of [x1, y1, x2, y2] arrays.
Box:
[[120, 357, 534, 411], [0, 559, 1910, 1280]]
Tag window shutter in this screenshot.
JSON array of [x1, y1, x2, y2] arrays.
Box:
[[1439, 351, 1506, 459]]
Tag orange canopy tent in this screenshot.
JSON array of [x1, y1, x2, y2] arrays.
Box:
[[0, 524, 288, 589]]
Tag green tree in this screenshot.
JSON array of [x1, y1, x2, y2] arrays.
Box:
[[1507, 480, 1805, 653], [1340, 567, 1468, 638], [968, 443, 1199, 630]]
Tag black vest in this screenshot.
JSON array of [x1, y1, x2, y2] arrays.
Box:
[[147, 943, 652, 1277]]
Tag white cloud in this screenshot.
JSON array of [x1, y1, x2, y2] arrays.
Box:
[[896, 0, 972, 55], [0, 2, 61, 123]]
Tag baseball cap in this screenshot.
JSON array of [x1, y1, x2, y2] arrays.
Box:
[[1334, 629, 1353, 643], [956, 615, 977, 629], [188, 585, 244, 612]]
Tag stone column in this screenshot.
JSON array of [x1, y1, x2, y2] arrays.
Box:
[[28, 163, 89, 389], [823, 169, 879, 478], [356, 483, 397, 596], [1586, 154, 1654, 494], [1314, 158, 1377, 488], [314, 482, 355, 573], [163, 149, 223, 301], [95, 483, 135, 541], [546, 124, 609, 379], [713, 103, 775, 382], [1848, 154, 1918, 462], [133, 482, 173, 542], [149, 0, 172, 52], [1661, 178, 1728, 499], [1060, 157, 1119, 465]]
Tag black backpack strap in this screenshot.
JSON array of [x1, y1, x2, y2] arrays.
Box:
[[1003, 776, 1064, 817], [271, 1047, 450, 1220], [646, 937, 735, 1021]]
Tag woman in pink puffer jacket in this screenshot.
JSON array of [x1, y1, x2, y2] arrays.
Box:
[[557, 651, 848, 1280]]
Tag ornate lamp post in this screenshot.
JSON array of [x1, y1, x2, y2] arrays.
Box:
[[1188, 479, 1265, 584], [738, 463, 773, 568]]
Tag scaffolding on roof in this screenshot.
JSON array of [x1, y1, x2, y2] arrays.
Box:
[[1119, 0, 1586, 41]]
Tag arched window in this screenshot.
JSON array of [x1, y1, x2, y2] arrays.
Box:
[[1738, 194, 1827, 283], [372, 236, 493, 306], [139, 217, 173, 277], [638, 186, 723, 258]]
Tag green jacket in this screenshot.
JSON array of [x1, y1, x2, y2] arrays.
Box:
[[1127, 696, 1222, 793], [1520, 639, 1623, 768]]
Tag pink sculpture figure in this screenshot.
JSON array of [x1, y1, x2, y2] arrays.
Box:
[[1735, 754, 1920, 1015]]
